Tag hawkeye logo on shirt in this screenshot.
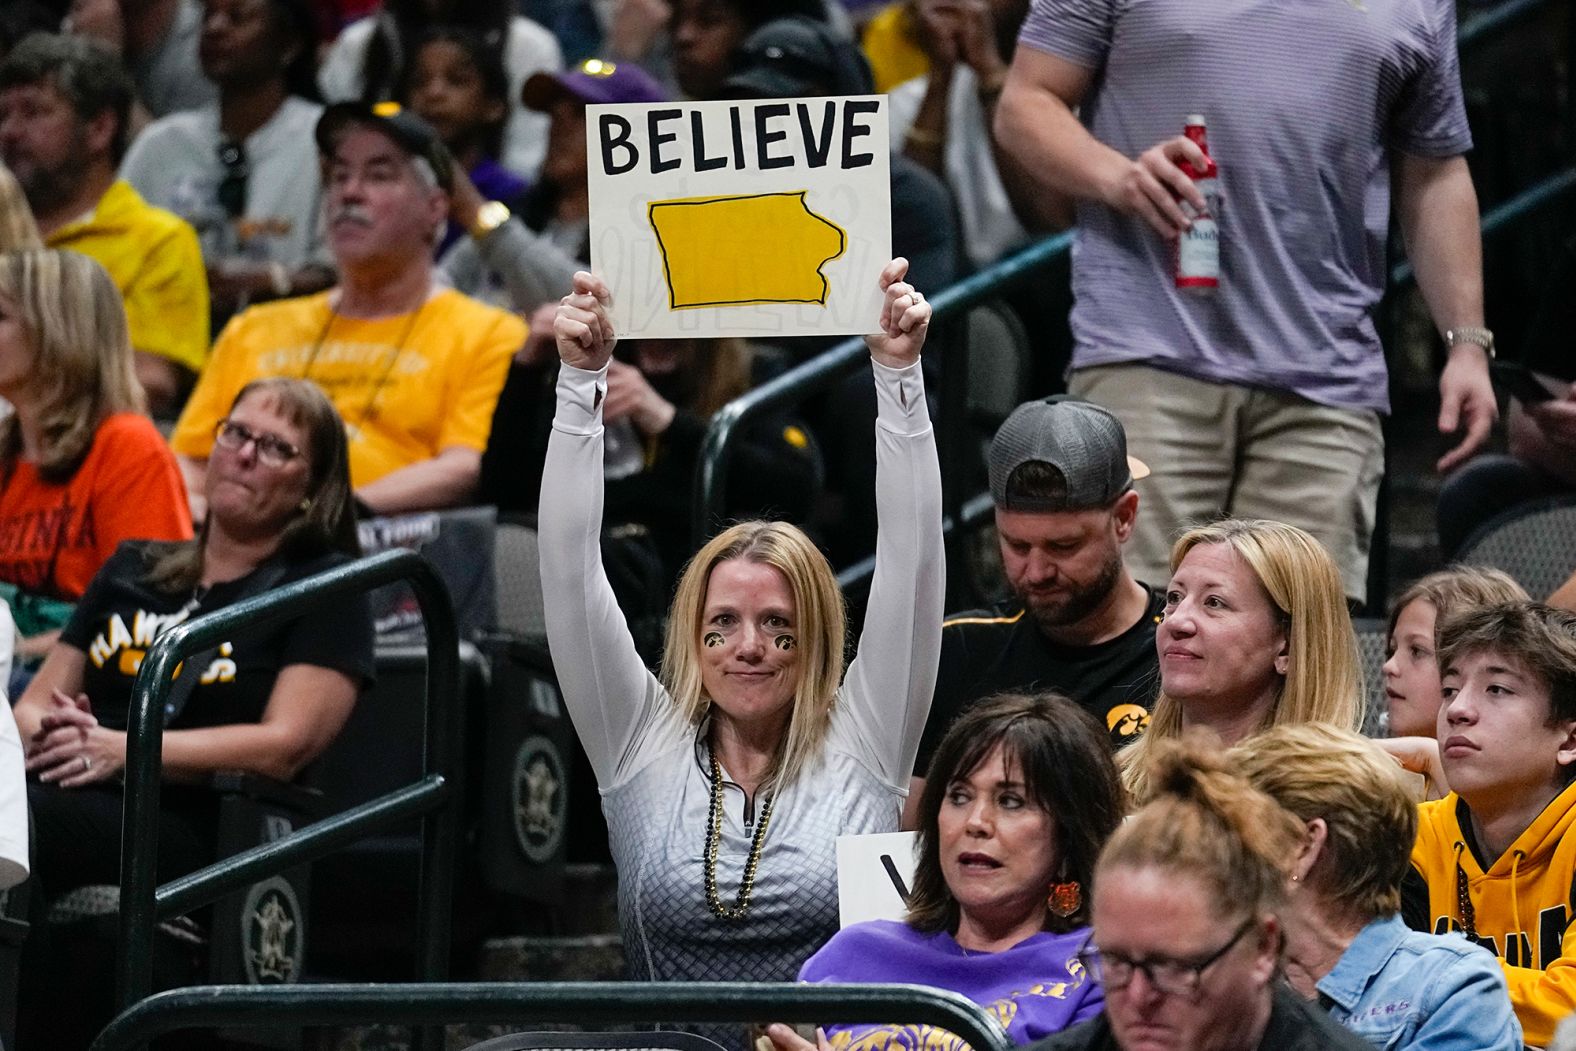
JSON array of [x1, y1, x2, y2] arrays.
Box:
[[88, 608, 236, 684]]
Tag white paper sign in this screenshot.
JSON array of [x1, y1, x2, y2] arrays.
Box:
[[836, 830, 917, 928], [586, 96, 892, 340]]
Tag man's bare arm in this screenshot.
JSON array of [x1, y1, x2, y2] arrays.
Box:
[[993, 45, 1206, 236], [1393, 152, 1496, 473], [354, 446, 482, 515]]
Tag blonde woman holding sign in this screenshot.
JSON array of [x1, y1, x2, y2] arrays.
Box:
[[540, 260, 941, 1007]]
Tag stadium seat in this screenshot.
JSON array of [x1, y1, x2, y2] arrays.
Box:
[[495, 516, 547, 643], [1352, 617, 1389, 737], [0, 831, 30, 1050], [1456, 495, 1576, 601]]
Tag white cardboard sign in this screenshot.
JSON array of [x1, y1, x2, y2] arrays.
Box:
[[586, 96, 892, 340], [835, 830, 917, 928]]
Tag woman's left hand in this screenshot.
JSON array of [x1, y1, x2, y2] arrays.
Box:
[[24, 690, 124, 788], [865, 257, 931, 370], [762, 1024, 831, 1051]]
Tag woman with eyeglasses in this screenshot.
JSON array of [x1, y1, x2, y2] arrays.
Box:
[[765, 692, 1121, 1051], [1233, 723, 1520, 1050], [1032, 732, 1372, 1051], [0, 250, 192, 683], [15, 376, 374, 1048]]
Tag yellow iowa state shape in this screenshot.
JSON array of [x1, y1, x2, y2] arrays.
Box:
[[649, 192, 846, 309]]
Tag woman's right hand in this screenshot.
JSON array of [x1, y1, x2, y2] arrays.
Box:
[[555, 271, 617, 372]]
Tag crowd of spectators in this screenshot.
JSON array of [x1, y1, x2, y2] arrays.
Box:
[[0, 0, 1571, 1049]]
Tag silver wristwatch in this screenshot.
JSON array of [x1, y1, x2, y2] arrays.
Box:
[[1445, 326, 1495, 358]]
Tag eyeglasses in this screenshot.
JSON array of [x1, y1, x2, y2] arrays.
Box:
[[217, 138, 249, 219], [1076, 914, 1258, 998], [214, 419, 301, 467]]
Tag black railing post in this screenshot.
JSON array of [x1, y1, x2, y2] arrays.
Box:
[[94, 982, 1014, 1051], [409, 564, 462, 1051], [115, 549, 461, 1021]]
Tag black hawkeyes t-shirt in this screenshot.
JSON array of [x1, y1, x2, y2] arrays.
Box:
[[915, 586, 1165, 774], [60, 542, 375, 731]]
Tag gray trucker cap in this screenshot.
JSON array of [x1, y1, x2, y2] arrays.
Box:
[[988, 395, 1151, 512]]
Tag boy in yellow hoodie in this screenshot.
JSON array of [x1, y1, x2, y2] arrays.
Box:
[[1402, 601, 1576, 1047]]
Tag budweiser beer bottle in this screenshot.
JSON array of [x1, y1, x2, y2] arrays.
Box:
[[1175, 114, 1219, 290]]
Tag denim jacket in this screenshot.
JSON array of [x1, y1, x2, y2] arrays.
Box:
[[1317, 914, 1523, 1051]]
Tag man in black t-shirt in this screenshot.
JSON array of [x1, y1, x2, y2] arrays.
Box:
[[907, 396, 1162, 822]]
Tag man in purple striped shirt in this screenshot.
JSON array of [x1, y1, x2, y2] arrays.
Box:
[[991, 0, 1497, 603]]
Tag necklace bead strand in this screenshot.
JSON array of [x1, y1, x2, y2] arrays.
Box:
[[704, 748, 775, 921]]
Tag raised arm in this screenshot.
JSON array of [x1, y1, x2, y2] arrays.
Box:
[[538, 272, 669, 788], [840, 260, 945, 786]]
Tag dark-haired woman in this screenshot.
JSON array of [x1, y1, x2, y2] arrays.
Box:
[[17, 377, 374, 1048], [768, 693, 1122, 1050]]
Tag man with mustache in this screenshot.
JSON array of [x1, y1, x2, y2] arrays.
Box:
[[169, 102, 525, 519], [0, 32, 209, 417], [905, 395, 1162, 826]]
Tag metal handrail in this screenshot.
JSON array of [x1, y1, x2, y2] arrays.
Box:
[[1390, 165, 1576, 289], [1458, 0, 1558, 53], [115, 548, 463, 1021], [92, 982, 1013, 1051]]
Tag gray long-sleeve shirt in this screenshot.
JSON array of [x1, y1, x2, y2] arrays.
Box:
[[539, 356, 943, 997]]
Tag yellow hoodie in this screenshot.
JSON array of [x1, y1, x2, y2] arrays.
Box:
[[1408, 781, 1576, 1047]]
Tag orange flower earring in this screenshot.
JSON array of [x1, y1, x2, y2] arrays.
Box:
[[1048, 877, 1082, 918]]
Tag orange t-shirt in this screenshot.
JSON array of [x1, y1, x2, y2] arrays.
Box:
[[0, 413, 194, 600]]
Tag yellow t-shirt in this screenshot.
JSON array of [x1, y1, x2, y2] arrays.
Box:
[[46, 180, 210, 374], [170, 288, 526, 487], [862, 3, 929, 94]]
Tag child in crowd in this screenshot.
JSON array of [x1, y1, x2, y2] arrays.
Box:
[[1384, 566, 1528, 737], [403, 27, 527, 256], [1402, 602, 1576, 1047], [1380, 567, 1528, 800]]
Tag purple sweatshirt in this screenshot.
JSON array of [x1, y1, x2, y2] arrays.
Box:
[[798, 920, 1103, 1048]]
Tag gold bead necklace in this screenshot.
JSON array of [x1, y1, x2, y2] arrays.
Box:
[[704, 748, 776, 921]]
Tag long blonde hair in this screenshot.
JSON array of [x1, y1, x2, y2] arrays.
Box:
[[661, 520, 846, 789], [0, 250, 144, 482], [1121, 519, 1361, 802], [0, 164, 41, 252]]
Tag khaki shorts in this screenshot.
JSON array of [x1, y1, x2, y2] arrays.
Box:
[[1070, 363, 1383, 601]]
